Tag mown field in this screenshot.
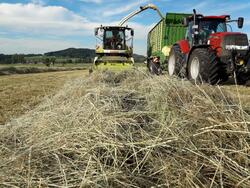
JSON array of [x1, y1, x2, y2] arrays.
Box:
[[0, 70, 87, 124], [0, 64, 144, 124], [0, 68, 250, 187]]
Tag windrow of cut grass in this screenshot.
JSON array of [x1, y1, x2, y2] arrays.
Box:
[[0, 69, 249, 187]]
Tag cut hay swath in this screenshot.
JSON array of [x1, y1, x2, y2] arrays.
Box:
[[0, 69, 249, 187]]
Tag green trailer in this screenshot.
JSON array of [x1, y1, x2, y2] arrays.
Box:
[[147, 13, 191, 64]]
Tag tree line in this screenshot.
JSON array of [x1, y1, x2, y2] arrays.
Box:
[[0, 54, 93, 66], [0, 54, 27, 64]]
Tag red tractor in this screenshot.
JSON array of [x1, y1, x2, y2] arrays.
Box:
[[168, 9, 250, 84]]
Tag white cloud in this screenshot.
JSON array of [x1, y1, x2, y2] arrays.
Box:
[[0, 2, 153, 38], [0, 2, 152, 55], [0, 3, 99, 36]]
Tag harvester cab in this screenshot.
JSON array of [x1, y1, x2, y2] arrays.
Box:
[[168, 9, 250, 84], [94, 26, 135, 68]]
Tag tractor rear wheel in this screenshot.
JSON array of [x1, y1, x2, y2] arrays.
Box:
[[168, 45, 184, 77], [188, 48, 220, 84]]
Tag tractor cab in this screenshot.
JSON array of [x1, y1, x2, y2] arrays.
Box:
[[183, 13, 244, 47], [185, 15, 228, 45], [93, 26, 135, 68]]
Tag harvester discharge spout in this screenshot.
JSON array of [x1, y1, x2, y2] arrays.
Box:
[[119, 4, 164, 26]]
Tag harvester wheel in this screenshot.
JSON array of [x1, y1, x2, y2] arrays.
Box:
[[168, 45, 183, 77], [188, 48, 220, 84]]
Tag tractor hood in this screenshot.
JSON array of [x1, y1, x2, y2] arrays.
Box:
[[209, 32, 243, 38], [208, 32, 249, 56]]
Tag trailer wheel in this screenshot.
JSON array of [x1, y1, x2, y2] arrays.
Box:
[[188, 48, 220, 84], [168, 45, 183, 77], [148, 60, 161, 75]]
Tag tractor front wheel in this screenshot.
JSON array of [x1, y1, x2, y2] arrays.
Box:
[[188, 48, 220, 84]]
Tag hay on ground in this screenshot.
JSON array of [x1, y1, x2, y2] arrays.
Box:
[[0, 69, 249, 187]]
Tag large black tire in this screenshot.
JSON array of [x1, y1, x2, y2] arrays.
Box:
[[235, 72, 250, 85], [148, 61, 162, 75], [168, 45, 184, 77], [188, 48, 220, 85], [218, 61, 229, 82]]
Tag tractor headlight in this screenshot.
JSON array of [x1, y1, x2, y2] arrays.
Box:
[[225, 45, 249, 50]]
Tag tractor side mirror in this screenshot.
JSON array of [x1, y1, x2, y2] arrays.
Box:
[[131, 29, 134, 36], [95, 28, 98, 36], [183, 17, 188, 27], [238, 17, 244, 29]]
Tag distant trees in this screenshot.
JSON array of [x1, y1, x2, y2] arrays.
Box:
[[44, 58, 50, 67], [11, 54, 26, 64], [51, 57, 56, 66], [44, 48, 95, 59], [43, 57, 56, 67], [0, 54, 26, 64], [0, 54, 12, 64], [75, 59, 82, 64], [0, 48, 146, 64], [67, 59, 73, 64]]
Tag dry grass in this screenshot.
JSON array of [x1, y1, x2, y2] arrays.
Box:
[[0, 70, 86, 124], [0, 69, 249, 187], [223, 84, 250, 109]]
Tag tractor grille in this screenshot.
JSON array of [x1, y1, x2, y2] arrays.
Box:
[[221, 34, 249, 57], [223, 34, 248, 46]]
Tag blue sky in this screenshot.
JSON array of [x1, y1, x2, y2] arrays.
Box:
[[0, 0, 250, 55]]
